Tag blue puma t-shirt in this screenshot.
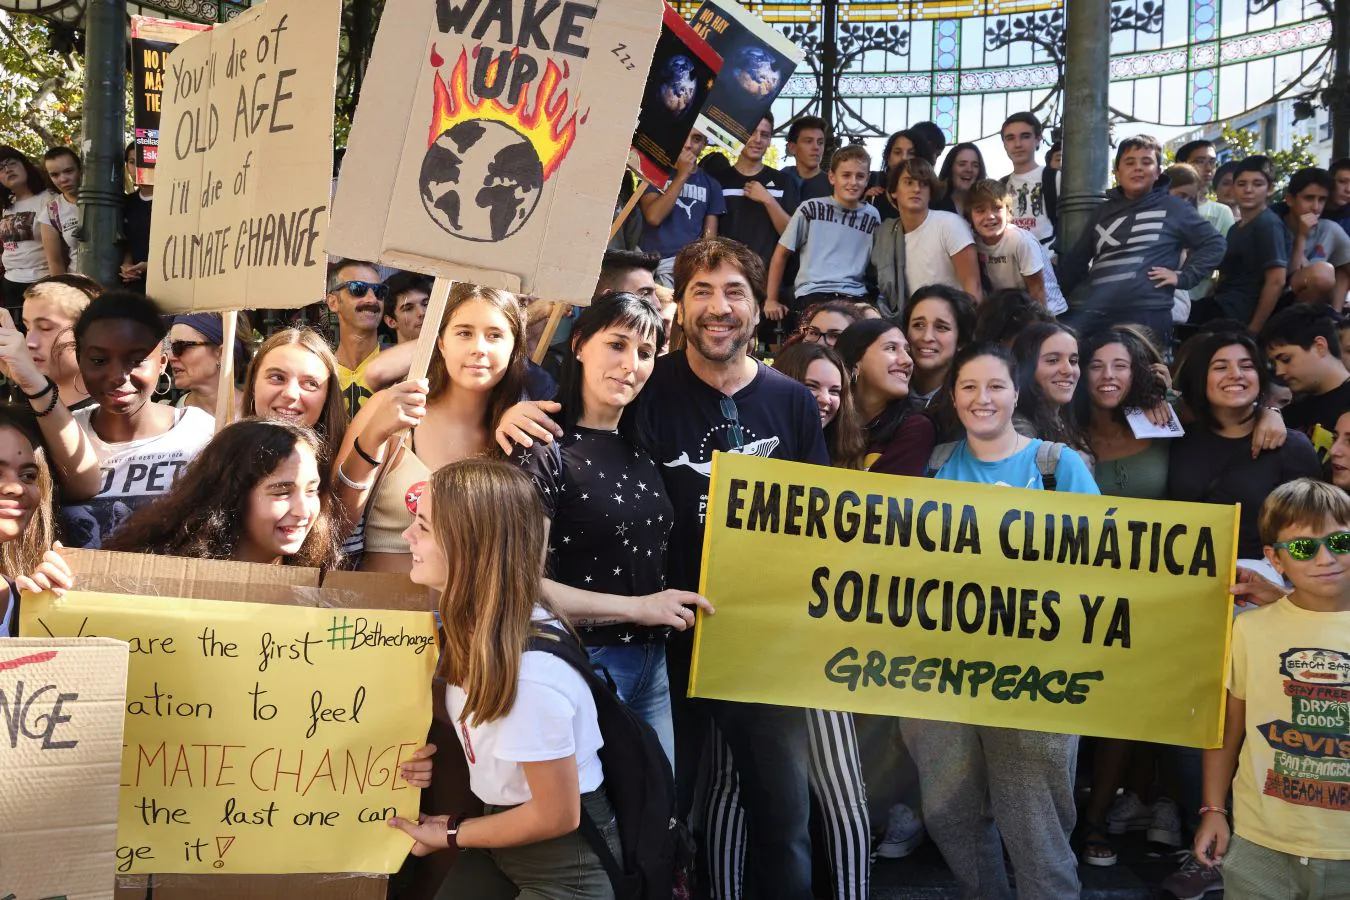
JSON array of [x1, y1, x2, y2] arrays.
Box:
[[636, 351, 828, 593], [639, 170, 727, 259]]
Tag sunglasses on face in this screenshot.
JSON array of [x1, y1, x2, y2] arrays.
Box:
[[1273, 531, 1350, 561], [169, 340, 214, 357], [719, 396, 744, 450], [333, 280, 388, 301]]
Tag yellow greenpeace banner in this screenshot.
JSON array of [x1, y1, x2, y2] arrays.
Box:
[[689, 454, 1240, 748], [22, 592, 436, 874]]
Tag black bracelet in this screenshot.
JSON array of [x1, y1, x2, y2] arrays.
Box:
[[353, 435, 384, 467], [31, 379, 59, 418], [19, 377, 54, 401]]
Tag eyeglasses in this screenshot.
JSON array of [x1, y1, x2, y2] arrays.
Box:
[[1273, 531, 1350, 561], [331, 280, 388, 301], [169, 340, 215, 356], [802, 326, 844, 346], [719, 396, 744, 450]]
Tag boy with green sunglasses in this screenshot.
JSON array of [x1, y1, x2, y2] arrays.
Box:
[[1193, 478, 1350, 896]]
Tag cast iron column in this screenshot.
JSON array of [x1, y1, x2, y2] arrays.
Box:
[[79, 0, 127, 284], [1333, 0, 1350, 160], [1058, 0, 1111, 249], [821, 0, 837, 139]]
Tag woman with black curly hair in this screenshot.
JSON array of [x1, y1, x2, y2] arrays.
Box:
[[106, 418, 342, 568]]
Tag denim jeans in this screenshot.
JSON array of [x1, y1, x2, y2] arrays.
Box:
[[588, 642, 675, 769], [1061, 306, 1174, 352]]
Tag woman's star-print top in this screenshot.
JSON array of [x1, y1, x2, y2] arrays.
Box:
[[513, 427, 675, 645]]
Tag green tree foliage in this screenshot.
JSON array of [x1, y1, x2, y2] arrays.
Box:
[[1219, 122, 1318, 191], [0, 12, 84, 158]]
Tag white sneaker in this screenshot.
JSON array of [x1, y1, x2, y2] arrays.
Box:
[[876, 803, 925, 859], [1147, 798, 1184, 847], [1106, 792, 1152, 835]]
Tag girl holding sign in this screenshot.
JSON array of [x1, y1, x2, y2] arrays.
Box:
[[913, 342, 1098, 900], [336, 283, 527, 574], [0, 405, 74, 637], [391, 458, 620, 899], [106, 419, 342, 568]]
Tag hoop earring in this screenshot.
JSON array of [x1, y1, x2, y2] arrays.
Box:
[[74, 373, 86, 395], [154, 378, 171, 398]]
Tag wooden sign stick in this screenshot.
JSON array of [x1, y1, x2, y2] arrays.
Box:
[[408, 276, 455, 383], [531, 173, 649, 365], [214, 311, 238, 432]]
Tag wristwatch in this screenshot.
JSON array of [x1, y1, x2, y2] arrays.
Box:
[[446, 814, 464, 850]]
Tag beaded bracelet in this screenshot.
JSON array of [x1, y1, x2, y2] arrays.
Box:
[[31, 379, 59, 418]]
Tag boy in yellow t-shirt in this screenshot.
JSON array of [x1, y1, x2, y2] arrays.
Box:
[[1195, 478, 1350, 897]]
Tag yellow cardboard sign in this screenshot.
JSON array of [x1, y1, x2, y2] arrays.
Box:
[[690, 454, 1239, 748], [22, 592, 437, 874]]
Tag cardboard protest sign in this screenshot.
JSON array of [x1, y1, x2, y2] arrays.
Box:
[[23, 592, 435, 875], [631, 4, 720, 189], [690, 454, 1239, 748], [1, 638, 129, 900], [146, 0, 340, 314], [327, 0, 663, 302], [687, 0, 801, 156], [130, 16, 213, 187]]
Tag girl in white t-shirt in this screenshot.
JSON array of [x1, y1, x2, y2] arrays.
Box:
[[966, 178, 1068, 314], [0, 147, 55, 313], [38, 147, 81, 276], [391, 458, 619, 900]]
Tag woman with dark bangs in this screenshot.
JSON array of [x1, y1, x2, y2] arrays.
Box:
[[106, 419, 342, 569], [0, 146, 56, 315], [933, 142, 987, 216], [509, 291, 682, 764]]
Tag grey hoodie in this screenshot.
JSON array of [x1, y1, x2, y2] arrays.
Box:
[[1058, 181, 1226, 314]]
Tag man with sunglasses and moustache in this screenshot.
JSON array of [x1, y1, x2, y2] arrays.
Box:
[[494, 237, 829, 899], [327, 258, 388, 417], [1192, 478, 1350, 898]]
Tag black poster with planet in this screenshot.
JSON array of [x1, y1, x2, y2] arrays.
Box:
[[633, 4, 721, 190], [689, 0, 802, 156]]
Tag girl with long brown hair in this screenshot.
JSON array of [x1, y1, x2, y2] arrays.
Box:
[[0, 405, 76, 636], [390, 458, 619, 899], [336, 283, 527, 573], [242, 327, 350, 460]]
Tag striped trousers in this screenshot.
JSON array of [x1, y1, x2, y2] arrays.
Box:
[[703, 708, 871, 900]]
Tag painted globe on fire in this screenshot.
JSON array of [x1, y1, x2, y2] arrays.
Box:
[[419, 119, 544, 243]]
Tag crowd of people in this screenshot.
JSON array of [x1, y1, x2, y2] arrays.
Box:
[[2, 107, 1350, 900]]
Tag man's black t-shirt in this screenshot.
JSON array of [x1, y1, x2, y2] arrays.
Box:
[[513, 427, 674, 645], [635, 351, 829, 595], [1283, 378, 1350, 464], [714, 165, 797, 267], [1167, 428, 1321, 558], [122, 191, 153, 292]]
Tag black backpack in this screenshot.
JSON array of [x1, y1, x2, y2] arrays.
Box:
[[528, 625, 690, 900]]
